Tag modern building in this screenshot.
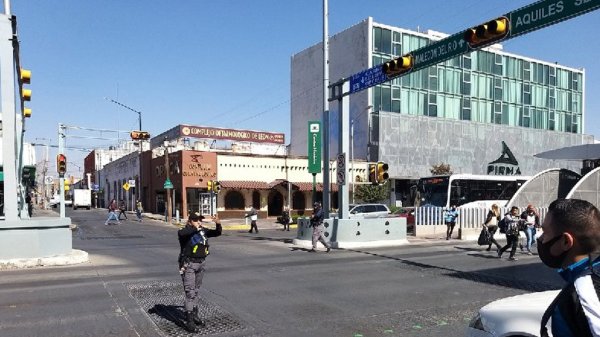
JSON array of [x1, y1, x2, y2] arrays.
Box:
[[290, 17, 594, 205]]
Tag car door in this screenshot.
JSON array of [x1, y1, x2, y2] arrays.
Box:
[[363, 205, 377, 218]]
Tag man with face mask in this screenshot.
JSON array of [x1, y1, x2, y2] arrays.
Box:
[[539, 199, 600, 337]]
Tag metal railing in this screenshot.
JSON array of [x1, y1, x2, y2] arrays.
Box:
[[415, 206, 548, 229]]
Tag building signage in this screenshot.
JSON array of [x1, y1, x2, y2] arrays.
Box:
[[179, 125, 285, 144], [487, 141, 522, 175], [307, 121, 322, 174]]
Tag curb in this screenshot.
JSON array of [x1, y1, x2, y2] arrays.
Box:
[[0, 249, 89, 269]]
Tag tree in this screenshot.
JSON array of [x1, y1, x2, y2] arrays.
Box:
[[354, 182, 390, 203], [430, 163, 453, 175]]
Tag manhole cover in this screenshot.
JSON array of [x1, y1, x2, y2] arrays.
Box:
[[127, 280, 246, 336]]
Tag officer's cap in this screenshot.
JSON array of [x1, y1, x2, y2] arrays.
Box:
[[189, 212, 205, 222]]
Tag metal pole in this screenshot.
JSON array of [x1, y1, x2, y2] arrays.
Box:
[[58, 124, 65, 218], [322, 0, 330, 215], [4, 0, 9, 15], [165, 140, 172, 225], [351, 121, 354, 204], [337, 81, 350, 220]]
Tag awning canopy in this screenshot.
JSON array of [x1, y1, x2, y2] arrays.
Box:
[[218, 180, 338, 192], [534, 144, 600, 161]]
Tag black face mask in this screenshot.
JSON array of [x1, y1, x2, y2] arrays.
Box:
[[537, 234, 569, 269]]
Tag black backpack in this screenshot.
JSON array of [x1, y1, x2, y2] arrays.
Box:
[[498, 216, 508, 234]]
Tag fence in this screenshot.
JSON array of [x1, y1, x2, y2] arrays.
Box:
[[414, 206, 548, 238]]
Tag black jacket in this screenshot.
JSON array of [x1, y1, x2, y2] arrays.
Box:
[[178, 223, 222, 260]]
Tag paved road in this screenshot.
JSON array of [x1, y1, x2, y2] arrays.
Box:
[[0, 208, 563, 337]]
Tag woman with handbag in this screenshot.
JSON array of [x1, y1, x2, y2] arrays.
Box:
[[483, 204, 502, 252]]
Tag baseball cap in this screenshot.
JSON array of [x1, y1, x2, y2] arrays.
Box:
[[189, 212, 205, 222]]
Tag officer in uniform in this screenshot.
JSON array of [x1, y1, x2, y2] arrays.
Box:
[[309, 202, 331, 253], [178, 212, 222, 332]]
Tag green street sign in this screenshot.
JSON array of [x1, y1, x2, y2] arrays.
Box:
[[509, 0, 600, 38], [411, 33, 469, 73], [307, 121, 322, 174], [164, 178, 174, 189]]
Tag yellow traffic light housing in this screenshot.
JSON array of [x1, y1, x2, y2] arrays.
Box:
[[57, 154, 67, 177], [382, 55, 413, 77], [214, 181, 222, 193], [207, 180, 213, 192], [465, 17, 509, 48], [376, 162, 389, 184], [20, 68, 31, 84], [130, 130, 151, 140], [368, 163, 377, 185], [23, 108, 31, 118]]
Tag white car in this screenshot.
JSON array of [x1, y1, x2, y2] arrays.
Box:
[[348, 203, 391, 219], [466, 290, 559, 337]]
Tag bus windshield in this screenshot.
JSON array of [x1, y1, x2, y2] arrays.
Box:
[[419, 177, 450, 207]]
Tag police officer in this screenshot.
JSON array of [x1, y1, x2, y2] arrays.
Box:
[[309, 202, 331, 253], [178, 212, 222, 332]]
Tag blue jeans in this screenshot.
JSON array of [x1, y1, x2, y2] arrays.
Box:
[[525, 226, 536, 251]]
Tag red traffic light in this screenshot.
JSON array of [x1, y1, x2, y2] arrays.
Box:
[[56, 153, 67, 176]]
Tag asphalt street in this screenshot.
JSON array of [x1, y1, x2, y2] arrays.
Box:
[[0, 208, 564, 337]]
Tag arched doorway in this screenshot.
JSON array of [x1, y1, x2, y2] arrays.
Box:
[[252, 190, 260, 209], [268, 190, 283, 216], [224, 191, 245, 210], [292, 191, 306, 211]]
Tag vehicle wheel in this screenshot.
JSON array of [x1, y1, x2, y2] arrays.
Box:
[[73, 206, 77, 210]]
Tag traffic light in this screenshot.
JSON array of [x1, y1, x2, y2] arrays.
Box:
[[376, 162, 389, 184], [56, 154, 67, 177], [207, 180, 213, 191], [130, 131, 151, 140], [20, 68, 32, 117], [464, 17, 509, 48], [214, 181, 222, 193], [368, 163, 377, 185], [382, 55, 413, 77]]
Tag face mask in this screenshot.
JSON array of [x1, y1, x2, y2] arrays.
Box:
[[537, 234, 569, 269]]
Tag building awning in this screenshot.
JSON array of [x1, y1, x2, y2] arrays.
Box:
[[535, 143, 600, 161], [218, 180, 270, 189], [269, 179, 338, 192]]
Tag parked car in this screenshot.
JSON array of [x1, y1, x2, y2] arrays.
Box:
[[348, 204, 390, 219], [466, 290, 558, 337], [392, 208, 415, 231]]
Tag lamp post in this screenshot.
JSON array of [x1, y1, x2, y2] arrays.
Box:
[[351, 105, 373, 203]]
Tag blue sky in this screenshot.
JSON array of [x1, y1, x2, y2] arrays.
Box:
[[12, 1, 600, 176]]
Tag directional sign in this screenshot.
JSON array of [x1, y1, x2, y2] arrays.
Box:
[[411, 33, 468, 73], [122, 182, 130, 191], [307, 121, 322, 174], [349, 65, 388, 94], [509, 0, 600, 37], [128, 179, 136, 187], [164, 178, 174, 189]]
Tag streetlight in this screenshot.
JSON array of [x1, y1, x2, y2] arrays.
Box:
[[351, 105, 373, 203]]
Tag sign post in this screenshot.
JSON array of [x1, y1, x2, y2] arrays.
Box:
[[308, 121, 322, 205]]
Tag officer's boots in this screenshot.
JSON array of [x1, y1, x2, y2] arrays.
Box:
[[193, 306, 205, 326], [185, 311, 199, 333]]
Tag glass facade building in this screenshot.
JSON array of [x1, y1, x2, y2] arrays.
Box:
[[371, 26, 584, 134]]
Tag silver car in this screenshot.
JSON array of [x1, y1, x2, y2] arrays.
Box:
[[348, 204, 390, 219]]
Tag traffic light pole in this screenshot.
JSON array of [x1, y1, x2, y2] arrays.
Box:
[[336, 81, 350, 220], [58, 124, 66, 218]]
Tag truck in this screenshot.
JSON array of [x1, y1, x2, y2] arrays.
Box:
[[72, 189, 91, 210]]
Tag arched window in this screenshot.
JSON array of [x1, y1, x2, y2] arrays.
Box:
[[224, 191, 245, 210], [292, 191, 306, 210], [252, 191, 260, 209]]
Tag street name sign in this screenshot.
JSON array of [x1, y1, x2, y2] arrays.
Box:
[[307, 121, 322, 174], [164, 178, 174, 189], [349, 66, 388, 94]]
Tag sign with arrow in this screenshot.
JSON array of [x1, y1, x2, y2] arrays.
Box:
[[164, 178, 174, 189]]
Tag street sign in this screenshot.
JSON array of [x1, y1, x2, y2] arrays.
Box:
[[307, 121, 322, 174], [44, 176, 54, 185], [92, 184, 100, 191], [349, 65, 388, 94], [337, 153, 346, 185], [411, 33, 468, 72], [122, 182, 130, 191], [509, 0, 600, 38], [128, 179, 136, 187], [164, 178, 174, 189]]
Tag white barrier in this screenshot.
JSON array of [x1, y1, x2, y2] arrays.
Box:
[[414, 206, 547, 239]]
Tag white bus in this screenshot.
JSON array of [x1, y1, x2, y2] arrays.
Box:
[[416, 174, 530, 209]]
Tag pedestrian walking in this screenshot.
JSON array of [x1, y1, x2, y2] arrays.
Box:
[[498, 206, 522, 261], [520, 204, 540, 254], [105, 199, 120, 225], [309, 202, 331, 253], [281, 207, 291, 231], [245, 206, 258, 233], [118, 199, 128, 220], [178, 212, 222, 332], [444, 205, 459, 240], [539, 199, 600, 336], [483, 203, 502, 252], [135, 200, 143, 222]]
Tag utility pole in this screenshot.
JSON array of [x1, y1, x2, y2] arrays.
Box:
[[164, 138, 172, 225]]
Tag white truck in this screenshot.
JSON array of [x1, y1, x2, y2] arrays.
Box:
[[72, 189, 91, 210]]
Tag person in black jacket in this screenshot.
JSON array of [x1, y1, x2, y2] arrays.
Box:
[[309, 202, 331, 253], [539, 199, 600, 337], [178, 212, 222, 332], [498, 206, 522, 261]]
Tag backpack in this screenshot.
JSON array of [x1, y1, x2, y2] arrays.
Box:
[[498, 217, 508, 234]]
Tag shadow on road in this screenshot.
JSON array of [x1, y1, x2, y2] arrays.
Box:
[[148, 304, 186, 329]]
